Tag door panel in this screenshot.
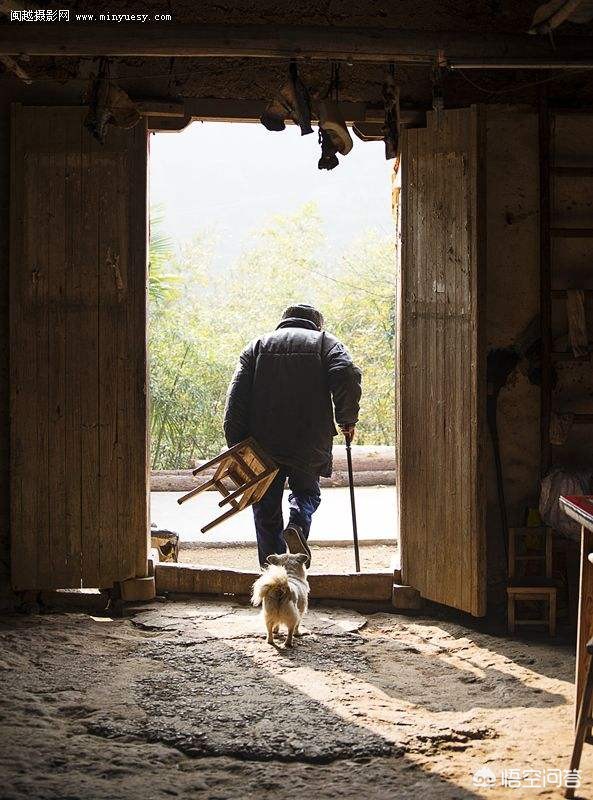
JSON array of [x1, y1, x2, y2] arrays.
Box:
[[397, 106, 486, 616], [10, 105, 149, 590]]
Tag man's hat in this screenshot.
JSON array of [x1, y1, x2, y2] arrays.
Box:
[[282, 304, 324, 330]]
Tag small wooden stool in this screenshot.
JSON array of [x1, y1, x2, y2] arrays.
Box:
[[507, 527, 557, 636], [177, 437, 278, 533], [566, 636, 593, 798]]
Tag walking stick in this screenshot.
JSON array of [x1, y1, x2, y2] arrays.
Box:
[[344, 431, 361, 573]]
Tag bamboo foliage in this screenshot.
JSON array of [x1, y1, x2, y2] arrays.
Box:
[[149, 204, 396, 469]]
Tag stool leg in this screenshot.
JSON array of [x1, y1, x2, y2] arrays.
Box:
[[566, 656, 593, 798], [508, 594, 516, 635], [550, 593, 557, 637]]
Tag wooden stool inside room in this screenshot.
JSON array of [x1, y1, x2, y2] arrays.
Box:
[[507, 527, 557, 637], [177, 437, 278, 533]]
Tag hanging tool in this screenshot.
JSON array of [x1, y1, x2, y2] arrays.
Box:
[[487, 348, 520, 562], [345, 431, 361, 572]]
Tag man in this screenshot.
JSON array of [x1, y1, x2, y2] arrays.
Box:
[[223, 303, 362, 568]]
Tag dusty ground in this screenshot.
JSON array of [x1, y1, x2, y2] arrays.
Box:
[[0, 599, 589, 799], [179, 543, 396, 572]]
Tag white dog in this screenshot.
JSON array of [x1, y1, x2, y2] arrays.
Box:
[[251, 553, 309, 647]]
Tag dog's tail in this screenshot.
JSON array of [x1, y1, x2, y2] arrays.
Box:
[[252, 566, 294, 608]]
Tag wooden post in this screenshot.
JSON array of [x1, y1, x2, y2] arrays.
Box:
[[539, 88, 552, 478]]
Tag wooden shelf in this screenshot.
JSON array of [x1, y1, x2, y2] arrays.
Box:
[[551, 351, 592, 362], [551, 289, 593, 298], [553, 166, 593, 178], [551, 228, 593, 238], [552, 107, 593, 115], [551, 414, 593, 427], [573, 414, 593, 424]]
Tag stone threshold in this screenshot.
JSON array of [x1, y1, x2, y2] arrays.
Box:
[[154, 562, 422, 609]]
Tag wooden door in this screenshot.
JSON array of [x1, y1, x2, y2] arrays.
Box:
[[396, 106, 486, 616], [10, 105, 149, 590]]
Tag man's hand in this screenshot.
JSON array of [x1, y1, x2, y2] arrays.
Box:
[[340, 424, 356, 442]]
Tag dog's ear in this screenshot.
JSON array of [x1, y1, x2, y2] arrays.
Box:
[[294, 553, 308, 564], [266, 554, 281, 565]]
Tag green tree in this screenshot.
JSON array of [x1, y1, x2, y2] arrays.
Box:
[[148, 203, 396, 469], [148, 204, 178, 304]]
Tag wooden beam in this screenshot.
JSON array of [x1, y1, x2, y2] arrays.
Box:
[[540, 91, 552, 478], [136, 100, 185, 117], [178, 98, 424, 126], [1, 24, 592, 63]]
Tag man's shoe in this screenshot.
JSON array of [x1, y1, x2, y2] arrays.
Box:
[[282, 524, 311, 568]]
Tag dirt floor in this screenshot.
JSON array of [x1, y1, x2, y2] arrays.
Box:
[[179, 543, 396, 572], [0, 598, 589, 799]]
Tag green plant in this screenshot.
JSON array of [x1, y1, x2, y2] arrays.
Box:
[[148, 204, 396, 469]]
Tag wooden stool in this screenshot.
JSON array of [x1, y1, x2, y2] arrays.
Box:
[[177, 437, 278, 533], [566, 636, 593, 798], [507, 527, 557, 636]]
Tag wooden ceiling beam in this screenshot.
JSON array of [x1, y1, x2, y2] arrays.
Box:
[[0, 24, 592, 64], [139, 98, 425, 129], [179, 98, 424, 125]]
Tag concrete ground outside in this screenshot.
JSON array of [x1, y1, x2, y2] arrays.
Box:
[[150, 485, 398, 545], [0, 599, 586, 799], [151, 486, 398, 571], [178, 543, 398, 573]]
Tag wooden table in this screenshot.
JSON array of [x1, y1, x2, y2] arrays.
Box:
[[560, 494, 593, 722]]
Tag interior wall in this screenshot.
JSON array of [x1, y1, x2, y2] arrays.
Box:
[[0, 107, 9, 606], [485, 106, 541, 609], [549, 112, 593, 468], [484, 107, 593, 612]]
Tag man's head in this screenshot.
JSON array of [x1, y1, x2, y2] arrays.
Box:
[[281, 304, 324, 331]]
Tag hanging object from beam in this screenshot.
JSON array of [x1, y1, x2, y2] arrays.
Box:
[[317, 128, 339, 170], [0, 54, 32, 83], [83, 59, 141, 143], [260, 60, 313, 135], [529, 0, 593, 35], [317, 62, 352, 165]]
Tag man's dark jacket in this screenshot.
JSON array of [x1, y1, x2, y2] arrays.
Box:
[[223, 317, 362, 477]]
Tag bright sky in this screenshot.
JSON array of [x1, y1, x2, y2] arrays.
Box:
[[149, 121, 395, 266]]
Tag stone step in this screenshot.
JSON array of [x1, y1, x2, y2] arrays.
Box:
[[155, 563, 418, 607]]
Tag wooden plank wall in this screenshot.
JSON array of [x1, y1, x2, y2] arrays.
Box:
[[0, 106, 10, 602], [397, 107, 486, 616], [10, 106, 149, 590]]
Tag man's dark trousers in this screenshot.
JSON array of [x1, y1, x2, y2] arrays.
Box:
[[252, 467, 321, 567]]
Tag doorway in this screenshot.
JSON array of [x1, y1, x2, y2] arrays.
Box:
[[147, 120, 398, 573]]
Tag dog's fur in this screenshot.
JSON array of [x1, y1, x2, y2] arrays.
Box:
[[251, 553, 309, 647]]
